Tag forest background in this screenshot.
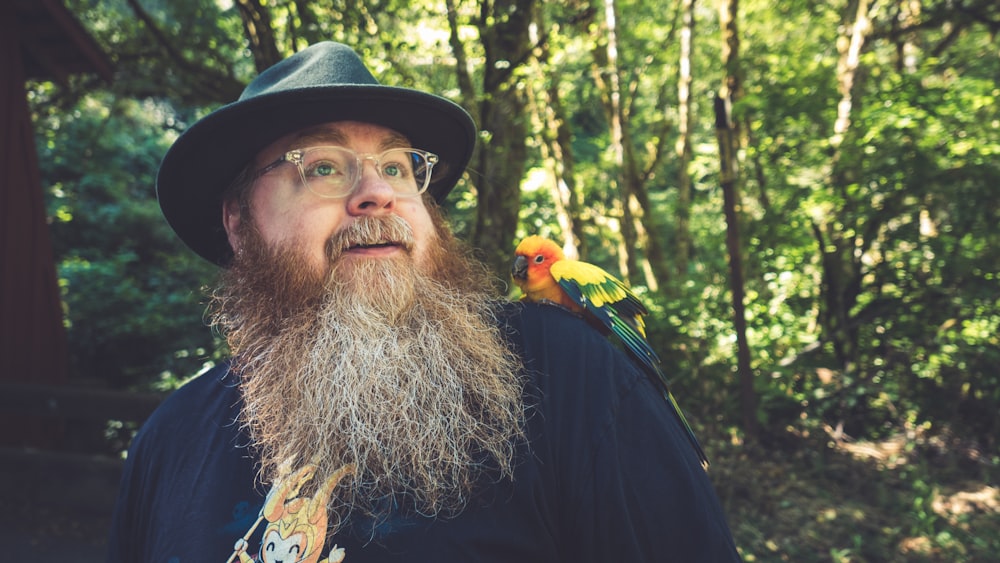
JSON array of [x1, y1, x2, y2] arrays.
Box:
[[32, 0, 999, 560]]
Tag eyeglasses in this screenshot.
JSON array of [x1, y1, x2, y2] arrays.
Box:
[[255, 146, 441, 198]]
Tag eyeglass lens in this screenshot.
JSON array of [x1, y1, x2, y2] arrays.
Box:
[[295, 147, 436, 197]]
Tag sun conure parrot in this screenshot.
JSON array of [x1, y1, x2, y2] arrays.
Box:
[[511, 235, 709, 469]]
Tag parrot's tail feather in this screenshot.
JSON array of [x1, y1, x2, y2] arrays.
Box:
[[663, 388, 710, 470]]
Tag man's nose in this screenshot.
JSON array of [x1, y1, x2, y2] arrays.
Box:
[[346, 162, 396, 214]]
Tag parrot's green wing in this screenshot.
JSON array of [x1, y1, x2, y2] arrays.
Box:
[[550, 259, 710, 469], [550, 260, 655, 367]]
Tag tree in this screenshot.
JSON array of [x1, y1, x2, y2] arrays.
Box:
[[811, 0, 874, 378], [673, 0, 696, 281], [578, 0, 680, 290], [36, 90, 220, 388], [446, 0, 537, 280], [714, 0, 758, 438], [524, 6, 586, 259]]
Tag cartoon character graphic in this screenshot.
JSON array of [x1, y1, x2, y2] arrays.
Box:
[[229, 462, 356, 563]]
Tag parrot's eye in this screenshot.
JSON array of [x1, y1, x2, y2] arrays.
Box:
[[533, 255, 545, 264]]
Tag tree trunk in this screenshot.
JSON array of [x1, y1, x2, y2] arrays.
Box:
[[589, 0, 674, 289], [716, 0, 758, 439], [674, 0, 695, 281], [831, 0, 871, 147], [589, 0, 638, 281], [446, 0, 535, 281], [818, 0, 872, 374], [234, 0, 281, 70], [528, 12, 584, 259]]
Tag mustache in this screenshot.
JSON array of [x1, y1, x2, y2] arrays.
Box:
[[327, 215, 416, 261]]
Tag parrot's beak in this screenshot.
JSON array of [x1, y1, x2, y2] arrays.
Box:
[[511, 255, 528, 281]]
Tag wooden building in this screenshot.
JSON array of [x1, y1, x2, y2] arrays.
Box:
[[1, 0, 113, 446]]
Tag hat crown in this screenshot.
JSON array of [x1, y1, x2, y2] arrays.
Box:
[[239, 42, 380, 101]]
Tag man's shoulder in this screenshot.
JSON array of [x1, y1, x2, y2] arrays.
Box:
[[497, 301, 650, 407], [497, 300, 627, 364], [498, 300, 604, 342], [159, 361, 236, 408], [136, 361, 239, 442]]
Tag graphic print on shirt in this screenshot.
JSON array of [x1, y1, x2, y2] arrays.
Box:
[[230, 462, 356, 563]]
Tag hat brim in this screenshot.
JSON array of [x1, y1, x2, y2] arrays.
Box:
[[157, 84, 477, 266]]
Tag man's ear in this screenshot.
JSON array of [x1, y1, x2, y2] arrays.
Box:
[[222, 198, 243, 254]]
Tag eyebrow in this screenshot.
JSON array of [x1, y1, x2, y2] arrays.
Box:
[[286, 127, 412, 151]]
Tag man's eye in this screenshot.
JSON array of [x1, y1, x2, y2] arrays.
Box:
[[308, 161, 340, 177], [383, 163, 404, 178]]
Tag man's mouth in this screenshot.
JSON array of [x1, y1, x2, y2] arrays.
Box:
[[344, 240, 410, 252], [329, 215, 417, 260]]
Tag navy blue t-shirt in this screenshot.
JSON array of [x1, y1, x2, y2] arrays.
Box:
[[107, 302, 741, 562]]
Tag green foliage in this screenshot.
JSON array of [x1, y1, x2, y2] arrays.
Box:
[[34, 89, 220, 389], [698, 0, 1000, 450], [509, 0, 1000, 459]]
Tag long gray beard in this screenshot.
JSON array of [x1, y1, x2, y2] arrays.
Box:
[[211, 215, 525, 523]]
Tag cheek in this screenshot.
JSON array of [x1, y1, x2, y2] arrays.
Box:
[[247, 188, 298, 243], [252, 195, 344, 245], [247, 210, 344, 277], [405, 209, 439, 263]]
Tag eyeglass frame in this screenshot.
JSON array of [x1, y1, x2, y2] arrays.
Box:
[[253, 146, 441, 198]]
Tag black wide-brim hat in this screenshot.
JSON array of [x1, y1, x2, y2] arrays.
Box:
[[157, 41, 477, 266]]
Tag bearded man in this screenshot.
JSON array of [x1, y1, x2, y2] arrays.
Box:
[[107, 42, 742, 563]]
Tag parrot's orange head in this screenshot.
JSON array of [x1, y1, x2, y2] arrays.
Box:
[[511, 235, 565, 293]]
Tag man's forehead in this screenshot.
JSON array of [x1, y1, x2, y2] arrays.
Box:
[[283, 122, 411, 149]]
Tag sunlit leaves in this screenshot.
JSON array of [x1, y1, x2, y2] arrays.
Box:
[[33, 88, 219, 388]]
